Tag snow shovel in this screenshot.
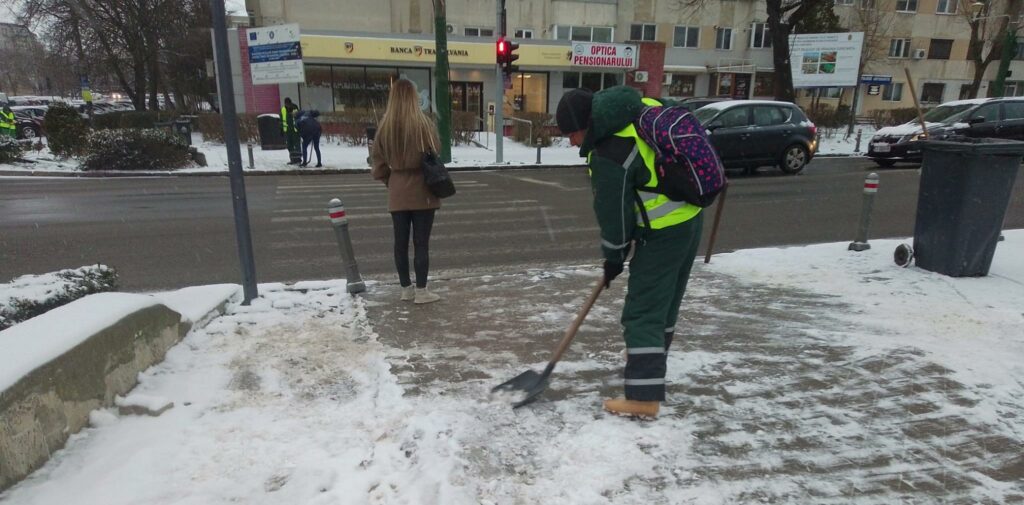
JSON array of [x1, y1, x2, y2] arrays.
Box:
[[491, 277, 605, 408]]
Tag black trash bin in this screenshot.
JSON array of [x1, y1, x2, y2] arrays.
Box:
[[257, 113, 286, 150], [173, 119, 192, 146], [913, 138, 1023, 277]]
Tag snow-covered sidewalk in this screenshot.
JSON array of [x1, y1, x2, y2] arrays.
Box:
[[2, 233, 1021, 504]]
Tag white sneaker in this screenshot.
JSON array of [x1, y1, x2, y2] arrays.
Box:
[[414, 287, 441, 305], [400, 285, 415, 302]]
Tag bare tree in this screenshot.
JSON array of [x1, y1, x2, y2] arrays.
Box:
[[960, 0, 1024, 98]]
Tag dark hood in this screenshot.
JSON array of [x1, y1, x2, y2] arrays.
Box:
[[579, 85, 647, 156]]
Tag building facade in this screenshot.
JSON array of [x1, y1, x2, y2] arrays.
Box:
[[229, 0, 1024, 123]]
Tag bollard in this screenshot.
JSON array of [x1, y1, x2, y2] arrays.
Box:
[[536, 136, 542, 164], [247, 143, 254, 170], [327, 198, 366, 294], [849, 172, 879, 251], [855, 129, 862, 153]]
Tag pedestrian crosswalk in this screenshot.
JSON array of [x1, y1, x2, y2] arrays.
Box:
[[265, 172, 603, 281]]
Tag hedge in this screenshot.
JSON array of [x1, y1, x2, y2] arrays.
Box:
[[0, 265, 119, 331], [44, 102, 89, 158], [81, 128, 192, 171], [0, 135, 23, 163]]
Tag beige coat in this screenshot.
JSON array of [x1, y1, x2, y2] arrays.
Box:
[[370, 131, 442, 212]]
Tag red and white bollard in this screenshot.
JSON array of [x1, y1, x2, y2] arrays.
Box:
[[328, 198, 365, 294], [849, 173, 879, 252]]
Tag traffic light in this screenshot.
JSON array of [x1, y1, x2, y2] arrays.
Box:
[[505, 39, 520, 74], [496, 37, 520, 75]]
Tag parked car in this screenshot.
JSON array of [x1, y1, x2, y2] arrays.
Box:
[[927, 97, 1024, 141], [13, 112, 42, 140], [692, 100, 817, 174], [679, 96, 729, 112], [866, 98, 990, 167]]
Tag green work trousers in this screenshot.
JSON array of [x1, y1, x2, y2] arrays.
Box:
[[621, 212, 704, 401]]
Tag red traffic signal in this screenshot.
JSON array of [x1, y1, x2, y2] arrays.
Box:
[[496, 37, 509, 64], [496, 37, 520, 74]]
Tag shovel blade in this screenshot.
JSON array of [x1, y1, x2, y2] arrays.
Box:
[[491, 369, 549, 408]]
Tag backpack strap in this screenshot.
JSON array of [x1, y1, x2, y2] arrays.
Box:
[[620, 144, 652, 240]]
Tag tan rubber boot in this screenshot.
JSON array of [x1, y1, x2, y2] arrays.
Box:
[[603, 398, 659, 419], [414, 287, 441, 305], [400, 286, 415, 302]]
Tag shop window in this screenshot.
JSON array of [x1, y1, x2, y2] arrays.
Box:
[[365, 67, 398, 112], [630, 24, 656, 41], [514, 29, 534, 39], [928, 39, 953, 60], [889, 38, 911, 58], [464, 27, 494, 37], [581, 72, 602, 92], [673, 26, 699, 48], [603, 73, 620, 89], [505, 72, 549, 115], [754, 74, 774, 96], [921, 83, 945, 103], [562, 71, 580, 89], [333, 66, 366, 112], [717, 73, 733, 96], [716, 28, 733, 50], [882, 82, 904, 101], [668, 74, 696, 97], [750, 23, 771, 48], [302, 65, 334, 112]]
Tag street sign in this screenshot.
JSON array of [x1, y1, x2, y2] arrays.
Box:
[[867, 84, 881, 95], [247, 23, 305, 85], [861, 74, 893, 85]]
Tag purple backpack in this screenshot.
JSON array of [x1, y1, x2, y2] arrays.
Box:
[[633, 106, 727, 207]]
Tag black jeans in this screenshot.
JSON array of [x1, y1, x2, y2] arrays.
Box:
[[391, 209, 436, 288], [301, 133, 321, 165]]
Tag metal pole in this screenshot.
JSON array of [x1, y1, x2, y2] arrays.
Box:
[[849, 172, 879, 252], [328, 198, 366, 294], [855, 129, 862, 153], [210, 0, 258, 303], [536, 136, 542, 164], [494, 0, 504, 164], [247, 143, 254, 170]]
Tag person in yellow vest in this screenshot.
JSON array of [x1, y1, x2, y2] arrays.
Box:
[[281, 97, 300, 164], [0, 105, 16, 138], [556, 86, 703, 419]]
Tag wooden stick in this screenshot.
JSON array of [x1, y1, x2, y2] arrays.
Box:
[[704, 184, 728, 264], [904, 67, 928, 137]]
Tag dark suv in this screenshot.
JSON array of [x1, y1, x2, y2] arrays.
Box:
[[693, 100, 817, 174]]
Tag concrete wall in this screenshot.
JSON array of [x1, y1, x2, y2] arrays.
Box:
[[0, 304, 188, 492]]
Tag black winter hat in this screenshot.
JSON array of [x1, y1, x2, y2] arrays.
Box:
[[556, 88, 594, 134]]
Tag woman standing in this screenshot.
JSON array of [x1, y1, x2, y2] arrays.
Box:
[[371, 78, 442, 304]]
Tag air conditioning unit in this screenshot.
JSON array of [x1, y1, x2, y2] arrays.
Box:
[[446, 24, 456, 34], [634, 71, 649, 83], [663, 73, 673, 85], [912, 49, 926, 59]]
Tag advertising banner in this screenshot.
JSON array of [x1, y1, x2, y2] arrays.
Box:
[[248, 23, 305, 85], [789, 32, 864, 88]]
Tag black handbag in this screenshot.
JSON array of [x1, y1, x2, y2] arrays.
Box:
[[421, 150, 456, 199]]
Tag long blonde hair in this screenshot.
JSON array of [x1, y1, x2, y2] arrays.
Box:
[[376, 78, 437, 166]]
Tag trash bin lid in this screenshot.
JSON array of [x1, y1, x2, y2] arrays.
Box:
[[258, 113, 281, 119], [920, 137, 1024, 156]]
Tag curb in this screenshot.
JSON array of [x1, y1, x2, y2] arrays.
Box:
[[0, 164, 587, 178]]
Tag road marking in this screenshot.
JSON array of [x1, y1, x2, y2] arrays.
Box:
[[270, 212, 583, 234], [270, 205, 554, 223], [276, 180, 480, 190], [500, 174, 583, 191], [269, 226, 600, 249], [271, 199, 539, 214], [540, 207, 555, 241]]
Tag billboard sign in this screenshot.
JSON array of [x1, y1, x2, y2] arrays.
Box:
[[570, 42, 638, 69], [247, 23, 305, 85], [789, 32, 864, 88]]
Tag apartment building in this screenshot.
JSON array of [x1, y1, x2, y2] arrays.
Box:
[[818, 0, 1024, 114], [230, 0, 1023, 122], [234, 0, 780, 122]]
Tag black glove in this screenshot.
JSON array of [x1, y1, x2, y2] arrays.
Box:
[[602, 260, 624, 288]]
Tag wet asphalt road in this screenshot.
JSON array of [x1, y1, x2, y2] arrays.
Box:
[[2, 157, 1022, 291]]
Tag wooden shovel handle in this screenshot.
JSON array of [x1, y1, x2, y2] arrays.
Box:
[[547, 277, 605, 367]]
